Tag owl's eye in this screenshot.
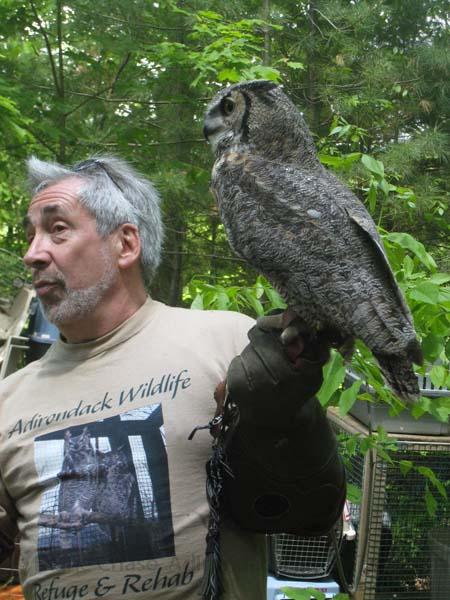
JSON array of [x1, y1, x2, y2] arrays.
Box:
[[222, 97, 235, 116]]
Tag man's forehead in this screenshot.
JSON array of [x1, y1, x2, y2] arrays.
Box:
[[26, 176, 86, 226], [29, 176, 84, 207]]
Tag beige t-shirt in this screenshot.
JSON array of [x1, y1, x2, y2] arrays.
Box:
[[0, 299, 267, 599]]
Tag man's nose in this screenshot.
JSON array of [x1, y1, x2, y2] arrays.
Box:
[[23, 235, 52, 270]]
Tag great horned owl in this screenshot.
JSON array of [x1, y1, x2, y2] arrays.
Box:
[[57, 427, 100, 548], [94, 446, 138, 543], [58, 428, 100, 518], [203, 80, 423, 402], [95, 447, 138, 521]]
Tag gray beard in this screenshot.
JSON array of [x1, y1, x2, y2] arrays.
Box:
[[41, 258, 117, 327]]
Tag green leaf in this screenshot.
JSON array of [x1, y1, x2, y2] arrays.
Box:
[[379, 178, 391, 197], [429, 273, 450, 285], [280, 588, 325, 600], [399, 459, 413, 476], [386, 232, 437, 271], [217, 68, 241, 82], [240, 289, 265, 316], [241, 65, 281, 82], [422, 334, 444, 361], [418, 466, 447, 497], [317, 351, 346, 406], [319, 152, 361, 170], [264, 286, 286, 311], [367, 183, 377, 213], [429, 401, 450, 423], [198, 10, 223, 20], [254, 279, 265, 299], [409, 282, 441, 305], [216, 290, 230, 310], [347, 482, 362, 504], [425, 485, 437, 517], [411, 396, 431, 418], [361, 154, 384, 177], [429, 365, 448, 388], [438, 287, 450, 303], [190, 294, 204, 310], [338, 380, 362, 416], [286, 61, 305, 70]]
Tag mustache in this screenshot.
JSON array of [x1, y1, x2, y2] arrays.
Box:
[[32, 272, 66, 288]]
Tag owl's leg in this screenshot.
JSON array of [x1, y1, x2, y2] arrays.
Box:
[[338, 336, 355, 362], [257, 306, 312, 345], [257, 307, 329, 368]]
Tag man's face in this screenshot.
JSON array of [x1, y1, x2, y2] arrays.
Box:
[[23, 177, 118, 327]]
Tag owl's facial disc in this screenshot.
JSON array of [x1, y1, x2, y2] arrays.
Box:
[[203, 118, 233, 153], [204, 91, 246, 153]]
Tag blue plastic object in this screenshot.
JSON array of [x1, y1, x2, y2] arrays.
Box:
[[29, 300, 59, 344], [267, 574, 340, 599]]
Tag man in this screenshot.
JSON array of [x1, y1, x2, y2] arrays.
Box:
[[0, 156, 344, 600]]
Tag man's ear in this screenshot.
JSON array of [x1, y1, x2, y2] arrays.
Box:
[[115, 223, 141, 270]]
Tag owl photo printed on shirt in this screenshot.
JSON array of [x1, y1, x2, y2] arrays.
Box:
[[34, 404, 175, 571]]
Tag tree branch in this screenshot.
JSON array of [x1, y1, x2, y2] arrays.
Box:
[[99, 52, 132, 130], [93, 12, 191, 32], [162, 250, 245, 263], [56, 0, 66, 161], [312, 8, 341, 31], [22, 124, 58, 156], [23, 83, 205, 114], [77, 139, 205, 147], [56, 0, 64, 97], [28, 0, 61, 96]]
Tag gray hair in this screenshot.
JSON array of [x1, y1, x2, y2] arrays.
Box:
[[26, 155, 163, 285]]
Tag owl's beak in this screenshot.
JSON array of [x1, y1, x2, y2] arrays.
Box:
[[203, 114, 228, 153], [203, 122, 214, 141], [203, 113, 224, 142]]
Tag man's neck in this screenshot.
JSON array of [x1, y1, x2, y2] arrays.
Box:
[[59, 288, 148, 344]]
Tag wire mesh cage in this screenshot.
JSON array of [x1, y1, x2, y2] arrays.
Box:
[[268, 523, 342, 580], [269, 409, 450, 600], [327, 409, 450, 600], [364, 440, 450, 600]]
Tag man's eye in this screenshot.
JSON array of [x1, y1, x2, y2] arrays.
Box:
[[52, 223, 67, 234]]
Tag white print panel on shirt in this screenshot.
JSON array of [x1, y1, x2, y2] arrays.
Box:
[[34, 404, 175, 572]]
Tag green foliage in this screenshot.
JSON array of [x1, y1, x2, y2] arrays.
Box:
[[185, 275, 285, 316], [187, 11, 282, 86], [0, 0, 448, 292]]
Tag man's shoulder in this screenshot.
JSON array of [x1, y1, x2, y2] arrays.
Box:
[[0, 358, 41, 395], [151, 303, 254, 355], [158, 303, 254, 331]]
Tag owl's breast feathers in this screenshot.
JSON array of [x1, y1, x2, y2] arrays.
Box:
[[211, 150, 419, 356]]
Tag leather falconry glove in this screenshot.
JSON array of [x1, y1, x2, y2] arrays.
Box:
[[219, 310, 346, 537]]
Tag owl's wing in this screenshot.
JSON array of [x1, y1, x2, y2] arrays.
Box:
[[340, 202, 413, 325], [212, 152, 412, 323]]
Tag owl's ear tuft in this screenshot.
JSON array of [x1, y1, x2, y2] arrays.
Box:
[[235, 80, 279, 94]]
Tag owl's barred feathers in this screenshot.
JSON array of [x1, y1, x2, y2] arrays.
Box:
[[204, 80, 423, 403]]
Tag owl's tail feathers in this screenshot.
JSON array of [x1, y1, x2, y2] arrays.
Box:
[[375, 339, 423, 404]]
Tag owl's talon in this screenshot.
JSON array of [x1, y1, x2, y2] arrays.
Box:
[[280, 325, 301, 345], [256, 313, 284, 331]]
